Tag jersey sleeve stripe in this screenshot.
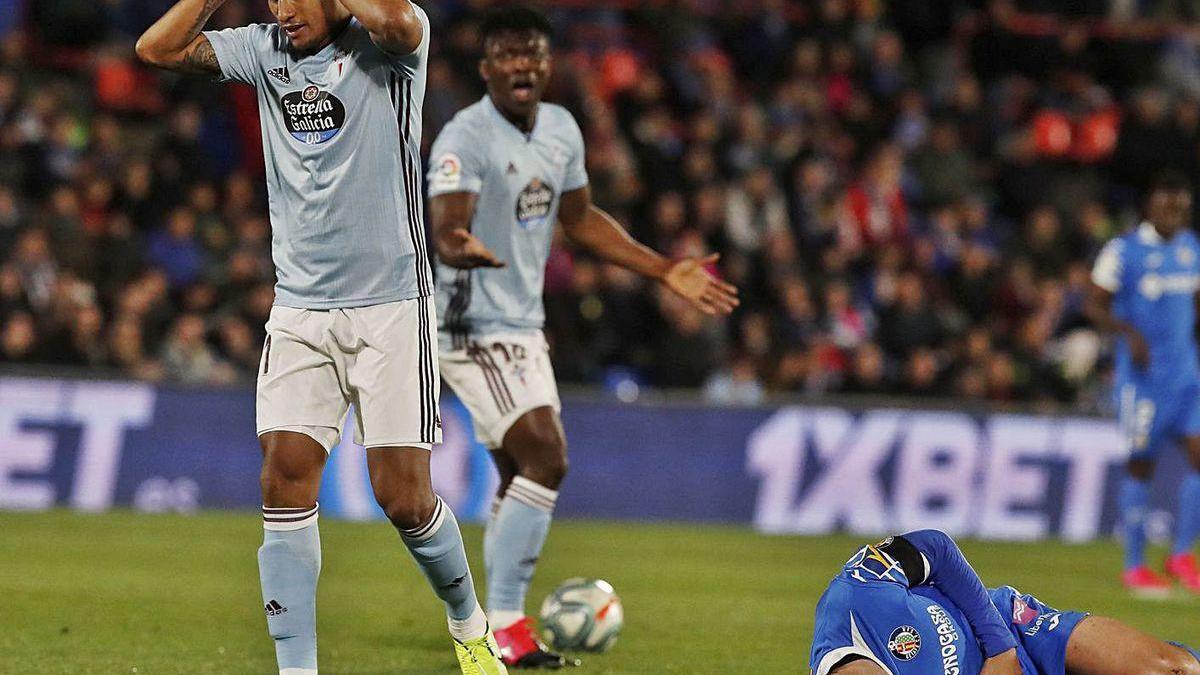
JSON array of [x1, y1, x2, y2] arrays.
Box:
[[402, 78, 433, 295], [392, 74, 432, 298], [815, 614, 894, 675]]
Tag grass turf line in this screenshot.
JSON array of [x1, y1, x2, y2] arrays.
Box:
[[0, 510, 1196, 673]]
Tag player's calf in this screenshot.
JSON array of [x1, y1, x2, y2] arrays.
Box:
[[367, 448, 490, 646]]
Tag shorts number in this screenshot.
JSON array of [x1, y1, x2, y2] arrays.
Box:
[[488, 342, 527, 363]]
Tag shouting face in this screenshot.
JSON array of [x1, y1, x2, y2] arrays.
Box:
[[480, 29, 551, 127]]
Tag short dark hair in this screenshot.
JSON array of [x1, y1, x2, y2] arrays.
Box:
[[479, 6, 552, 47], [1149, 169, 1192, 195]]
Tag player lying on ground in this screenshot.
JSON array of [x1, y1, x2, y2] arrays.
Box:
[[1087, 170, 1200, 596], [136, 0, 505, 673], [811, 529, 1200, 675], [426, 6, 739, 668]]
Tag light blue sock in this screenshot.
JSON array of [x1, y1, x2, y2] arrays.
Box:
[[1169, 641, 1200, 665], [400, 495, 486, 638], [482, 494, 503, 582], [259, 505, 321, 673], [1121, 477, 1150, 570], [487, 477, 557, 625], [1174, 473, 1200, 555]]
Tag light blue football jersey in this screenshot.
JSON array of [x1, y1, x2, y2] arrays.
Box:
[[427, 96, 588, 348], [1091, 222, 1200, 389], [204, 11, 433, 309]]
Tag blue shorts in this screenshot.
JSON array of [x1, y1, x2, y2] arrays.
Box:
[[1115, 380, 1200, 460], [989, 586, 1088, 674]]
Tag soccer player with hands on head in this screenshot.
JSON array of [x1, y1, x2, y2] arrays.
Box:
[[427, 6, 737, 668], [137, 0, 507, 673]]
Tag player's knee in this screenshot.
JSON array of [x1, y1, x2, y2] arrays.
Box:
[[522, 435, 568, 488], [260, 459, 321, 505], [376, 492, 436, 531], [1160, 647, 1200, 675]]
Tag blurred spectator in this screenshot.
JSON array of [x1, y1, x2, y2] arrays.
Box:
[[161, 313, 236, 386], [2, 0, 1197, 411], [704, 353, 766, 406]]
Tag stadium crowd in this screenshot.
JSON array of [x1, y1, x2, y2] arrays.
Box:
[[4, 0, 1200, 410]]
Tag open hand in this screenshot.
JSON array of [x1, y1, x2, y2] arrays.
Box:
[[661, 253, 739, 316], [442, 229, 505, 269]]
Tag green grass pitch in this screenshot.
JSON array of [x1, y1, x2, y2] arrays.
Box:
[[1, 511, 1198, 673]]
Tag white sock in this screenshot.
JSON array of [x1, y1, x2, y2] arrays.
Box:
[[487, 609, 524, 630], [279, 669, 317, 675], [449, 603, 489, 642]]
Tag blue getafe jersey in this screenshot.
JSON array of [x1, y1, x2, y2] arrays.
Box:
[[810, 544, 987, 675], [1091, 222, 1200, 388]]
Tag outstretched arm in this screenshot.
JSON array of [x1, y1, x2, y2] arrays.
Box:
[[430, 192, 505, 269], [558, 186, 739, 316], [337, 0, 424, 54], [135, 0, 228, 73]]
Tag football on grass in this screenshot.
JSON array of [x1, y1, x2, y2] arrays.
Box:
[[538, 578, 623, 653]]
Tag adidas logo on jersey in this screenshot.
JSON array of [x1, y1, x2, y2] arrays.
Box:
[[268, 66, 291, 84], [264, 599, 288, 616]]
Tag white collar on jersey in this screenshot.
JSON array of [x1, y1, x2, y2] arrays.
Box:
[[1139, 221, 1166, 245], [484, 95, 541, 140]]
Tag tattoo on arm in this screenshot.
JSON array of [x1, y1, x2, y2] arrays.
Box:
[[186, 0, 225, 36], [181, 37, 220, 75]]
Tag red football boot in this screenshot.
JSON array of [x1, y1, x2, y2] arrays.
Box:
[[1166, 552, 1200, 592], [493, 617, 568, 669], [1122, 565, 1173, 598]]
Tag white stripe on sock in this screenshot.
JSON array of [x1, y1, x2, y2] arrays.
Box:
[[401, 495, 447, 541], [511, 477, 558, 503], [506, 477, 557, 513], [279, 669, 317, 675]]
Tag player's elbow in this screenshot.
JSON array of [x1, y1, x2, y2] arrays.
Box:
[[135, 35, 172, 67], [376, 9, 423, 55], [134, 36, 157, 64]]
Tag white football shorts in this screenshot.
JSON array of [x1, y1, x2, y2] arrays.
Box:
[[439, 330, 561, 448], [256, 297, 441, 451]]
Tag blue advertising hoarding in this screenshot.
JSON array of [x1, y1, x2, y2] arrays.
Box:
[[0, 375, 1190, 543]]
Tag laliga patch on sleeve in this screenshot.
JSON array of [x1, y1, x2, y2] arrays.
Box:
[[431, 153, 463, 191]]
